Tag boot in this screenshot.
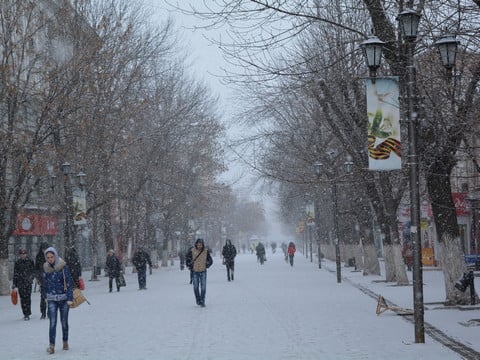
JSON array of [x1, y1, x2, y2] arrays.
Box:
[[47, 345, 54, 354], [63, 342, 69, 351], [231, 271, 234, 281]]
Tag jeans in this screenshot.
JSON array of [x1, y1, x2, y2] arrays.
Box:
[[48, 300, 69, 345], [192, 271, 207, 305]]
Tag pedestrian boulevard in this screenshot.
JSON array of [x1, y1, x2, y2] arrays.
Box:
[[0, 249, 478, 359]]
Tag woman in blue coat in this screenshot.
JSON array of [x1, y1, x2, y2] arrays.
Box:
[[42, 247, 73, 354]]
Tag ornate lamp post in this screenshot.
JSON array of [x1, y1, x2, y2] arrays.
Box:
[[61, 162, 87, 250], [361, 8, 459, 344]]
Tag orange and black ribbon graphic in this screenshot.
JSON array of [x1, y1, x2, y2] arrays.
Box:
[[368, 135, 401, 160]]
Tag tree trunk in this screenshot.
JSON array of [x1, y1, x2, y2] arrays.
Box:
[[438, 235, 471, 305], [390, 224, 409, 285], [427, 167, 471, 304], [0, 258, 9, 296], [361, 225, 380, 275]]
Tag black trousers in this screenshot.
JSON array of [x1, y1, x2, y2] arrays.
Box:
[[18, 283, 32, 317]]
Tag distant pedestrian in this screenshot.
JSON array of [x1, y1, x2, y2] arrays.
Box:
[[287, 242, 296, 266], [105, 249, 122, 292], [132, 247, 152, 290], [64, 248, 82, 289], [35, 242, 50, 319], [256, 242, 266, 264], [186, 239, 213, 307], [222, 239, 237, 281], [281, 242, 288, 262], [13, 248, 35, 320], [43, 247, 74, 354]]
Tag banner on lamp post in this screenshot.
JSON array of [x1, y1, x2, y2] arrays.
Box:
[[365, 77, 401, 171], [305, 202, 315, 226], [73, 188, 87, 225]]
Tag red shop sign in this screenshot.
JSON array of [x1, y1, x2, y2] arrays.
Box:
[[13, 214, 58, 236]]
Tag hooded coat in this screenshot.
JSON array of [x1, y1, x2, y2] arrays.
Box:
[[42, 247, 73, 302], [186, 239, 213, 272], [222, 240, 237, 266]]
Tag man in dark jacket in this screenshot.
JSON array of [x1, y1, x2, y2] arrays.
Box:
[[222, 239, 237, 282], [13, 249, 35, 320], [35, 242, 50, 319], [256, 242, 266, 264], [132, 247, 152, 290], [186, 239, 213, 307], [106, 249, 122, 292]]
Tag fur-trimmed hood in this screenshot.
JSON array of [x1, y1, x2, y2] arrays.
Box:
[[43, 247, 66, 273]]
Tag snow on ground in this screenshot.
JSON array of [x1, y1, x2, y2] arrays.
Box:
[[1, 249, 478, 360]]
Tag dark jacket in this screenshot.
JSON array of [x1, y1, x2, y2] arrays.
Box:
[[35, 242, 50, 282], [222, 240, 237, 265], [132, 249, 152, 271], [65, 248, 82, 288], [42, 247, 73, 302], [186, 239, 213, 272], [13, 257, 35, 291], [256, 242, 265, 256], [106, 253, 121, 278]]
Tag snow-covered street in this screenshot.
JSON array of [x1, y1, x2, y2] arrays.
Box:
[[1, 249, 477, 360]]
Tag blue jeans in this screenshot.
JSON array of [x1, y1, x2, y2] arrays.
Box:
[[48, 300, 69, 345], [192, 271, 207, 305]]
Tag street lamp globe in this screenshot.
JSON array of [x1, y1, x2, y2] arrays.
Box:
[[434, 34, 460, 70], [61, 162, 71, 176], [360, 35, 385, 75], [313, 162, 323, 178], [77, 171, 87, 186], [344, 160, 354, 174], [397, 8, 421, 40]]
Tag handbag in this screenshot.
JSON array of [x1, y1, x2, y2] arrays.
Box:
[[78, 277, 85, 290], [11, 288, 18, 305], [118, 272, 126, 287], [64, 269, 90, 308], [71, 288, 88, 308]]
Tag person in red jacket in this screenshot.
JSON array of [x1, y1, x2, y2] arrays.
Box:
[[287, 242, 296, 266]]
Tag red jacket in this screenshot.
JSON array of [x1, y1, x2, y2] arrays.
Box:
[[287, 244, 296, 255]]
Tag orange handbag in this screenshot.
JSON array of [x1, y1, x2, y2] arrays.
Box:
[[11, 288, 18, 305]]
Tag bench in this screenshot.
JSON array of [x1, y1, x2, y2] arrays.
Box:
[[464, 254, 480, 271]]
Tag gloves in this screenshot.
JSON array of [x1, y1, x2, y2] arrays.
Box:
[[67, 301, 73, 307]]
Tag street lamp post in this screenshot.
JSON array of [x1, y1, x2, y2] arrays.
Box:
[[398, 8, 425, 344], [61, 162, 75, 250], [61, 162, 87, 251], [361, 8, 459, 344], [314, 157, 353, 283]]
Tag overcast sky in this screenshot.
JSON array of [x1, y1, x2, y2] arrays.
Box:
[[144, 1, 286, 240]]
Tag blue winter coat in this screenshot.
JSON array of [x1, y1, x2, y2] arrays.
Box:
[[42, 247, 73, 302]]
